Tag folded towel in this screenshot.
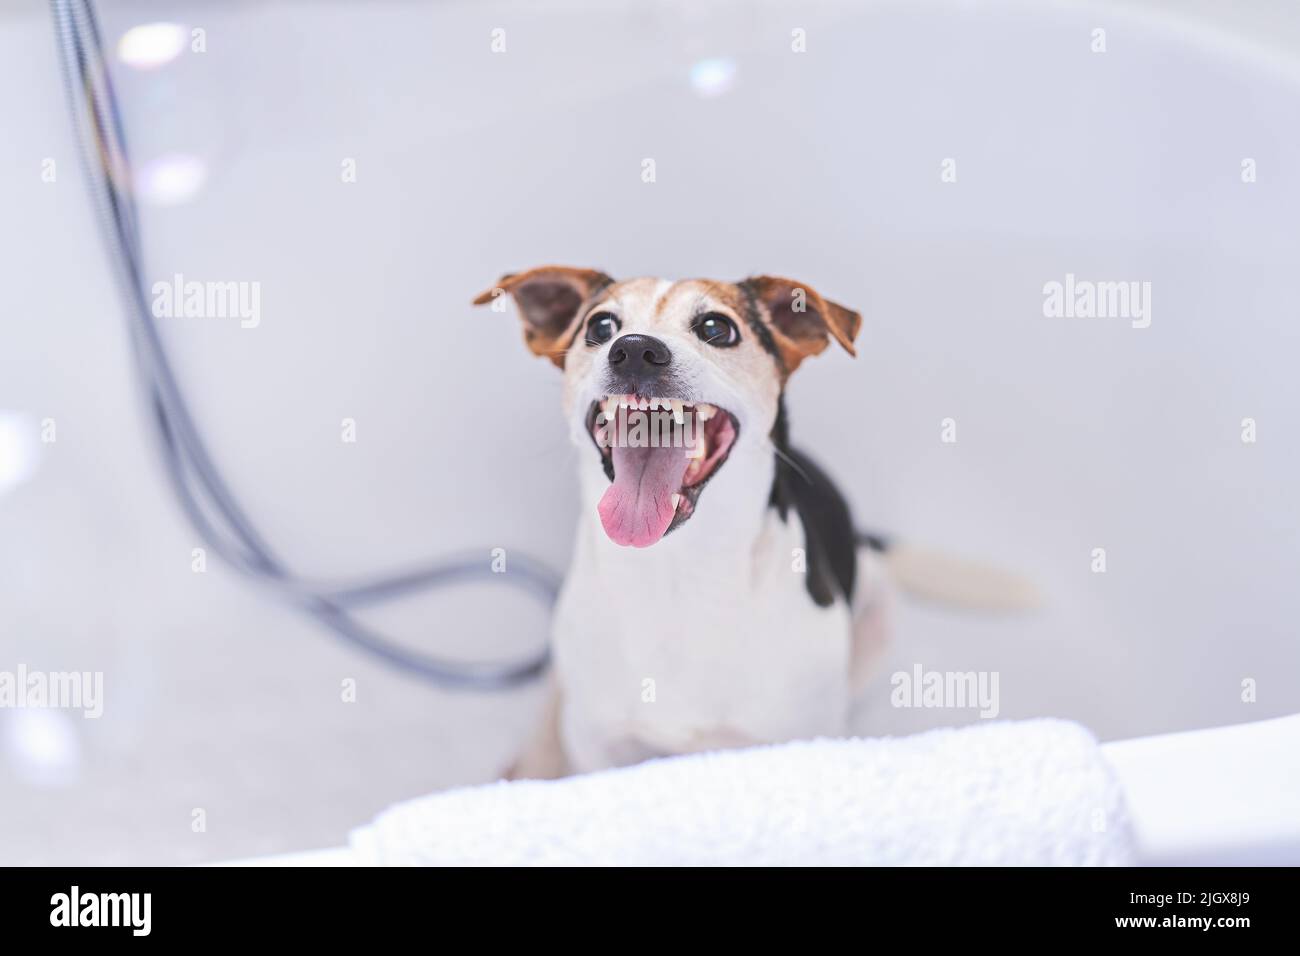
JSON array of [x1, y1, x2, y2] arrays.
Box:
[[350, 719, 1136, 865]]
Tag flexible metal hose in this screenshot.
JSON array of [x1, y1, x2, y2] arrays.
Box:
[[49, 0, 555, 690]]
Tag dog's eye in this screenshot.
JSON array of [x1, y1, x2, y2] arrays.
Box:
[[691, 312, 740, 348], [585, 312, 620, 346]]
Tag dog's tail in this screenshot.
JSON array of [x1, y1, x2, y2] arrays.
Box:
[[857, 532, 1042, 612]]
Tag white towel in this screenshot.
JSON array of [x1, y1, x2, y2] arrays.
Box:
[[349, 719, 1136, 865]]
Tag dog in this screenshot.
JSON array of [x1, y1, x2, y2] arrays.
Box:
[[474, 266, 1029, 778]]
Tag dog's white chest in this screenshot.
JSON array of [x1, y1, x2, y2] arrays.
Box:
[[552, 510, 852, 772]]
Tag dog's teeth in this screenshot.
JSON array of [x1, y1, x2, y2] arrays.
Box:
[[619, 396, 630, 409], [669, 399, 685, 425], [638, 398, 649, 410], [697, 403, 716, 422], [602, 396, 619, 420], [671, 492, 682, 510]]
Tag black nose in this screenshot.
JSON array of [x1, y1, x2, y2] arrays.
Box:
[[607, 334, 672, 374]]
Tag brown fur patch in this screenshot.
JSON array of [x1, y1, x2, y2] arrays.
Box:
[[739, 275, 862, 375], [472, 265, 613, 368]]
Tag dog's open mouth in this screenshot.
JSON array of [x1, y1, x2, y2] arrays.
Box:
[[586, 395, 739, 548]]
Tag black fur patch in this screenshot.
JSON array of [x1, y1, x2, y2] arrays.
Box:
[[736, 279, 786, 374], [768, 399, 868, 608]]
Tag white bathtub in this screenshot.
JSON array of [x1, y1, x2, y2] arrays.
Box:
[[2, 0, 1298, 864]]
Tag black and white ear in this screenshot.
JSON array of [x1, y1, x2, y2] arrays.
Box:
[[739, 275, 862, 374], [473, 265, 613, 368]]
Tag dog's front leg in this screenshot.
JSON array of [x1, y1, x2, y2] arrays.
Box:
[[505, 674, 570, 781]]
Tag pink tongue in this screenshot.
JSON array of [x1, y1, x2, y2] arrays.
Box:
[[598, 442, 692, 548]]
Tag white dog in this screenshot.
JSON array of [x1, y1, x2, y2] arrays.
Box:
[[475, 267, 1028, 777]]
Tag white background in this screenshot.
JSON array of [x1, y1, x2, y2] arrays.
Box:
[[2, 0, 1298, 863]]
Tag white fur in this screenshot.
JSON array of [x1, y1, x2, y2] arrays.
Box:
[[552, 453, 854, 773]]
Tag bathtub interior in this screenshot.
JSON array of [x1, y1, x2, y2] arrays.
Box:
[[1, 0, 1298, 863]]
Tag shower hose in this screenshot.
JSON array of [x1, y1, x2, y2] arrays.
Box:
[[50, 0, 556, 690]]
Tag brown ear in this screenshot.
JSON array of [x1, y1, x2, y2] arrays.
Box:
[[739, 275, 862, 374], [472, 265, 613, 368]]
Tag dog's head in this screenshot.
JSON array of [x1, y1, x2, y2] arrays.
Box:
[[473, 266, 861, 548]]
